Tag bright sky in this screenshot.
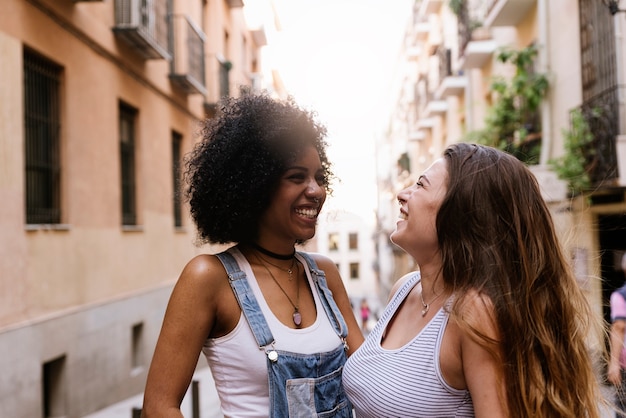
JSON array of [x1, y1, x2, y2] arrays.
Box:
[[268, 0, 413, 225]]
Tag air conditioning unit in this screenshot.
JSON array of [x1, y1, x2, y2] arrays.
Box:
[[113, 0, 171, 60]]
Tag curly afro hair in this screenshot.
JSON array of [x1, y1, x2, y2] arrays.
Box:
[[184, 91, 333, 245]]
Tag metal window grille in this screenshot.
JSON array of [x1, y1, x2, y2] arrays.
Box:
[[579, 0, 619, 184], [120, 104, 137, 225], [172, 131, 183, 227], [24, 49, 62, 224], [168, 14, 206, 95], [219, 60, 231, 98]]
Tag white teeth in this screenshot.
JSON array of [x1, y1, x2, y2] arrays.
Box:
[[399, 212, 408, 220], [296, 208, 318, 218]]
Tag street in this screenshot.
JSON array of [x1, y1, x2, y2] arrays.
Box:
[[82, 367, 224, 418]]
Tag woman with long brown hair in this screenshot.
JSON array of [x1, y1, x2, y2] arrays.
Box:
[[343, 143, 607, 417]]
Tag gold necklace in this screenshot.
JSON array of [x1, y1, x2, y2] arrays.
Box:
[[256, 255, 302, 327], [255, 252, 297, 281], [419, 284, 443, 317]]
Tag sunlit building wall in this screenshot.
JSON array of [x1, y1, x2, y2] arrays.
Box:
[[379, 0, 626, 356], [0, 0, 277, 416]]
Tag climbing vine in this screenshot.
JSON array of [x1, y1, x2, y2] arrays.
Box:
[[549, 108, 596, 196], [462, 45, 549, 165]]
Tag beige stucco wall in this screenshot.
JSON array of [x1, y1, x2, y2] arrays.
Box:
[[0, 0, 272, 415], [1, 0, 208, 325], [0, 31, 28, 324]]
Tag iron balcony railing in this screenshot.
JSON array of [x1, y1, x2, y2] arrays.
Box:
[[168, 14, 207, 96], [579, 84, 625, 186]]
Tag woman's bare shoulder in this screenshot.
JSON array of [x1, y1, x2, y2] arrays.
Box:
[[176, 253, 231, 291], [388, 271, 418, 301], [456, 289, 499, 340]]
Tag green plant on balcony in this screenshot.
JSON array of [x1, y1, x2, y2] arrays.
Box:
[[549, 108, 596, 196], [448, 0, 463, 15], [448, 0, 483, 33], [462, 45, 549, 165]]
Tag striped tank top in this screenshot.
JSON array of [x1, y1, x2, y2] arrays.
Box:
[[342, 272, 474, 417]]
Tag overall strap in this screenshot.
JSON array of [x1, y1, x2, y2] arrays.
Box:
[[297, 252, 348, 340], [215, 251, 275, 348]]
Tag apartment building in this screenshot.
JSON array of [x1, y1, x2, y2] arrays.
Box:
[[378, 0, 626, 342], [314, 210, 381, 319], [0, 0, 279, 416]]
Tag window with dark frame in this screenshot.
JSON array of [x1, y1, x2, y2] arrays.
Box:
[[131, 322, 144, 371], [349, 232, 358, 250], [328, 233, 340, 251], [349, 262, 359, 280], [24, 49, 62, 225], [172, 131, 183, 228], [119, 103, 137, 226]]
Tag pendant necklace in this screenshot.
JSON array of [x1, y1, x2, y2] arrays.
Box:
[[256, 255, 302, 327], [255, 252, 297, 281], [419, 284, 443, 317]]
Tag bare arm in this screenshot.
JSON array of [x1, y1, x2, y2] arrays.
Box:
[[312, 254, 364, 355], [608, 319, 626, 385], [460, 294, 508, 418], [141, 255, 227, 417]]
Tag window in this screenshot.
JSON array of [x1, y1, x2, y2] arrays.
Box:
[[328, 233, 340, 251], [131, 322, 144, 371], [42, 355, 66, 418], [349, 262, 359, 279], [24, 49, 62, 224], [349, 233, 358, 250], [120, 103, 138, 225], [172, 131, 183, 228], [219, 30, 231, 98]]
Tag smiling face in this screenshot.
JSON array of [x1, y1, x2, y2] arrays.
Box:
[[257, 146, 326, 246], [390, 158, 448, 266]]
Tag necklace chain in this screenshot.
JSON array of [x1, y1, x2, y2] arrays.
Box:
[[419, 284, 443, 317], [255, 252, 297, 280], [255, 254, 302, 327]]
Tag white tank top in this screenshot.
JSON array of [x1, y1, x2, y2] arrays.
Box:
[[202, 248, 341, 417]]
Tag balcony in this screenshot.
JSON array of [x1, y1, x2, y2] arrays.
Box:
[[250, 27, 267, 47], [409, 130, 426, 142], [418, 0, 444, 15], [461, 38, 497, 69], [412, 14, 430, 42], [425, 100, 448, 117], [435, 76, 466, 99], [168, 15, 206, 96], [113, 0, 170, 60], [484, 0, 536, 27], [426, 16, 443, 54], [579, 85, 625, 187], [204, 57, 232, 112]]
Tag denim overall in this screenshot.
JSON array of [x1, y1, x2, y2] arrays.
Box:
[[216, 250, 353, 418]]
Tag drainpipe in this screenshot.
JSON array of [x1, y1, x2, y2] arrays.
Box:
[[538, 0, 551, 166], [614, 5, 626, 185], [614, 4, 626, 134]]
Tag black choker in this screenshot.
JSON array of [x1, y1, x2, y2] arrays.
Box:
[[250, 242, 295, 260]]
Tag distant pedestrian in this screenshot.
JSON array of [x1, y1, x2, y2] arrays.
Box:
[[360, 299, 370, 332], [608, 252, 626, 417]]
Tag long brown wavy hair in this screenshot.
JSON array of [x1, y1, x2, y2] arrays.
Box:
[[438, 143, 607, 417]]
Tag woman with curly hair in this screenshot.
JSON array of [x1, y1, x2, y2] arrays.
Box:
[[342, 143, 608, 417], [141, 92, 363, 417]]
